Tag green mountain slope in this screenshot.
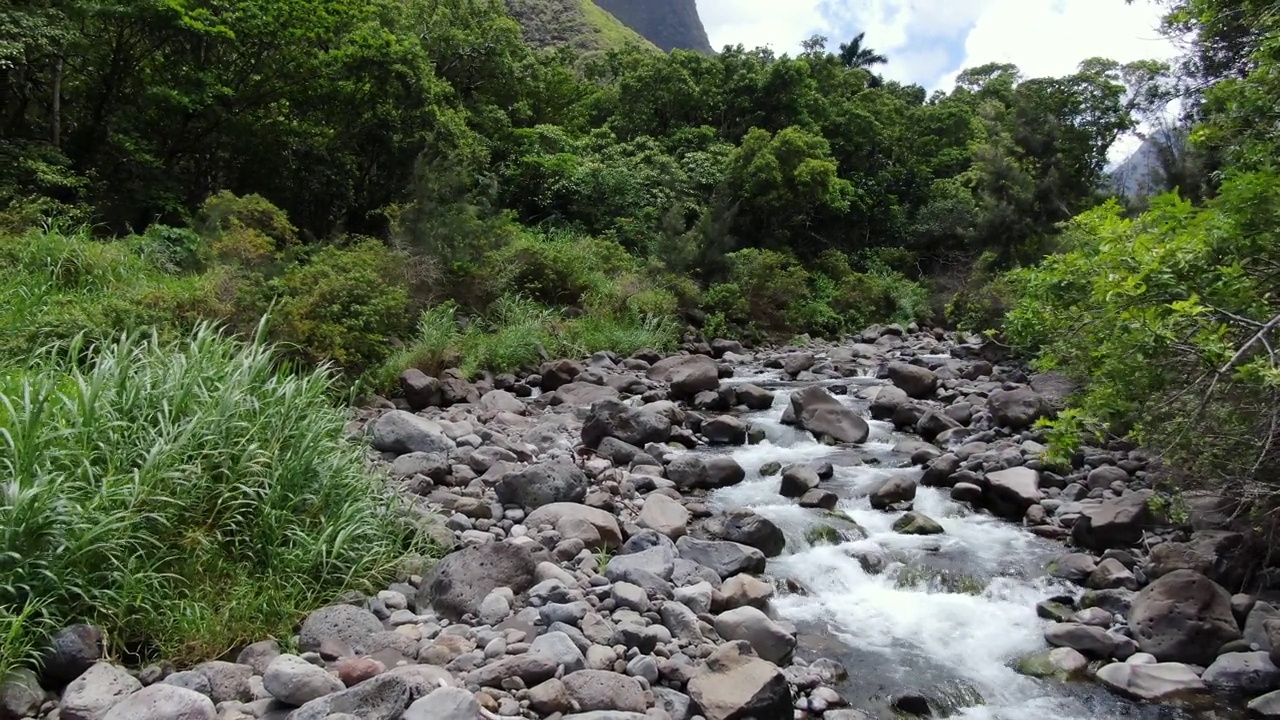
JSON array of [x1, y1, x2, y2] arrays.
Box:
[[593, 0, 713, 53], [506, 0, 657, 53]]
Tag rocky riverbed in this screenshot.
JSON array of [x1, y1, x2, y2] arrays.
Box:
[[4, 325, 1276, 720]]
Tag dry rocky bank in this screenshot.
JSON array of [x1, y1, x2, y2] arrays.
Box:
[[3, 324, 1275, 720]]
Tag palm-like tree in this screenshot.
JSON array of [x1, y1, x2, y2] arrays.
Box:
[[838, 32, 887, 70]]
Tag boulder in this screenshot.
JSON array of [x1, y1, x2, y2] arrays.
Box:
[[788, 386, 869, 444], [1088, 558, 1138, 591], [298, 604, 384, 655], [582, 399, 672, 449], [263, 654, 345, 706], [539, 360, 583, 391], [983, 467, 1042, 520], [703, 416, 748, 445], [39, 624, 104, 686], [404, 686, 480, 720], [554, 383, 620, 407], [1014, 647, 1089, 680], [1202, 651, 1280, 696], [736, 384, 775, 410], [638, 494, 689, 539], [782, 352, 816, 376], [529, 631, 587, 674], [713, 607, 796, 664], [419, 542, 538, 620], [561, 670, 647, 713], [289, 672, 418, 720], [60, 663, 141, 720], [892, 511, 944, 535], [1129, 570, 1241, 665], [1047, 553, 1098, 584], [869, 475, 917, 511], [1043, 623, 1116, 658], [1095, 661, 1208, 703], [101, 684, 215, 720], [779, 465, 820, 498], [526, 503, 623, 550], [676, 537, 766, 579], [647, 355, 720, 400], [0, 669, 42, 719], [704, 457, 747, 489], [687, 641, 791, 720], [987, 387, 1048, 430], [1250, 689, 1280, 718], [190, 660, 250, 703], [370, 411, 454, 456], [1072, 490, 1156, 551], [869, 386, 909, 420], [702, 508, 786, 557], [887, 362, 937, 399], [495, 461, 587, 510], [399, 369, 442, 410]]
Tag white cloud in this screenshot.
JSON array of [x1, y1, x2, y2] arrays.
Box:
[[697, 0, 1177, 90]]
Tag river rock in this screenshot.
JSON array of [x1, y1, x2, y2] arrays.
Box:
[[1250, 689, 1280, 718], [789, 385, 869, 444], [61, 662, 142, 720], [687, 641, 791, 720], [561, 670, 647, 713], [780, 465, 820, 498], [418, 542, 537, 620], [370, 411, 454, 455], [638, 493, 689, 538], [737, 383, 775, 410], [887, 362, 937, 398], [39, 624, 104, 686], [713, 607, 796, 664], [263, 654, 345, 706], [539, 359, 582, 391], [495, 460, 587, 510], [1044, 623, 1117, 658], [892, 511, 944, 535], [100, 684, 215, 720], [869, 475, 917, 511], [467, 655, 558, 688], [677, 537, 766, 579], [1088, 558, 1138, 590], [703, 415, 748, 445], [647, 355, 720, 399], [704, 457, 747, 489], [1095, 661, 1208, 702], [1071, 490, 1155, 551], [782, 352, 816, 376], [1202, 651, 1280, 696], [526, 502, 623, 550], [582, 399, 672, 449], [1015, 647, 1089, 679], [986, 387, 1048, 430], [288, 672, 417, 720], [529, 631, 587, 673], [399, 369, 442, 410], [983, 467, 1041, 519], [1129, 569, 1241, 665], [403, 686, 480, 720], [1047, 553, 1098, 584], [702, 508, 786, 557]]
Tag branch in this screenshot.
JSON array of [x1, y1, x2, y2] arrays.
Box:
[[1218, 312, 1280, 376]]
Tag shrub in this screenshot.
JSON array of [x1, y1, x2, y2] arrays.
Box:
[[702, 249, 812, 336], [481, 230, 636, 307], [0, 326, 429, 673], [264, 240, 413, 376]]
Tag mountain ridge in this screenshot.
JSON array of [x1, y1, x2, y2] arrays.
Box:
[[592, 0, 713, 53]]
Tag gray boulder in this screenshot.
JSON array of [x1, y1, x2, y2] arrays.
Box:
[[676, 537, 766, 579], [983, 467, 1042, 520], [61, 663, 141, 720], [289, 672, 417, 720], [190, 661, 250, 703], [1129, 570, 1241, 665], [1072, 490, 1156, 551], [525, 503, 623, 550], [647, 355, 720, 400], [869, 475, 917, 511], [789, 386, 869, 444], [404, 686, 480, 720], [399, 369, 442, 410], [779, 465, 820, 498], [370, 411, 454, 455], [1202, 651, 1280, 696], [702, 508, 786, 557], [298, 604, 384, 654], [869, 386, 909, 420], [539, 359, 583, 392], [704, 457, 746, 489], [101, 684, 215, 720], [561, 670, 647, 713], [1044, 623, 1117, 658], [263, 654, 344, 706], [582, 399, 672, 449], [495, 461, 587, 510], [892, 511, 944, 535], [736, 384, 775, 410], [638, 494, 689, 539], [713, 607, 796, 664], [1095, 661, 1208, 702], [887, 362, 937, 398], [39, 624, 104, 686], [686, 641, 791, 720], [987, 387, 1048, 430], [703, 416, 748, 445], [419, 542, 537, 620]]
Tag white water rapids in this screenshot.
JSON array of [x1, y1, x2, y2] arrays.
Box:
[[689, 370, 1201, 719]]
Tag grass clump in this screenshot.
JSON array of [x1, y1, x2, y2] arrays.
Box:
[[0, 324, 429, 674]]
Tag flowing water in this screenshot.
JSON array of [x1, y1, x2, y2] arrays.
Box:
[[693, 369, 1211, 719]]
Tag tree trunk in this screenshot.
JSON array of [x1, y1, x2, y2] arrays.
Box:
[[50, 55, 63, 147]]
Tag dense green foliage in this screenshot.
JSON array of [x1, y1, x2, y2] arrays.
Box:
[[1005, 0, 1280, 508], [0, 327, 431, 675]]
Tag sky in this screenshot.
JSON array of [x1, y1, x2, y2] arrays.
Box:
[[696, 0, 1180, 160]]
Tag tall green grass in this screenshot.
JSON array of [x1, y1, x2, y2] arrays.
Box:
[[0, 324, 431, 674], [364, 293, 679, 392]]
